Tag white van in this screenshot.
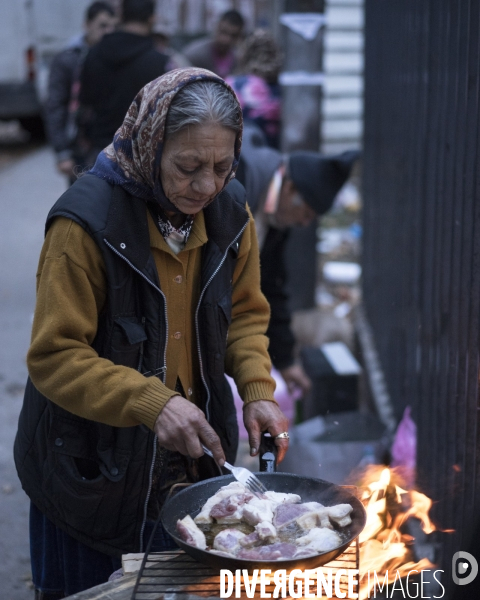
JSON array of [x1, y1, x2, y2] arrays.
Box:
[[0, 0, 90, 137]]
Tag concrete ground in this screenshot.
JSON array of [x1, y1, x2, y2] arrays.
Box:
[[0, 143, 66, 599]]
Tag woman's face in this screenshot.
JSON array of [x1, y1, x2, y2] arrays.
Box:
[[160, 123, 236, 215]]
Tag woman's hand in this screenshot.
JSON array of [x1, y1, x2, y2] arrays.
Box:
[[243, 400, 290, 463], [154, 395, 226, 466], [56, 158, 75, 177], [280, 364, 312, 396]]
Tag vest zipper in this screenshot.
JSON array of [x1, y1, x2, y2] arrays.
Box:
[[103, 239, 168, 552], [136, 316, 146, 372], [139, 435, 157, 552], [194, 219, 250, 422]]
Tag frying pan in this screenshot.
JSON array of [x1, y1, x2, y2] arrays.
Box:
[[161, 471, 366, 571]]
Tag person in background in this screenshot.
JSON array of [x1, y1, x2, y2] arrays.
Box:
[[152, 21, 191, 71], [79, 0, 169, 166], [45, 1, 116, 184], [227, 29, 283, 149], [182, 9, 245, 79], [235, 124, 360, 396]]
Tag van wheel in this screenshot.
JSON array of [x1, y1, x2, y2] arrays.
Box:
[[19, 116, 46, 141]]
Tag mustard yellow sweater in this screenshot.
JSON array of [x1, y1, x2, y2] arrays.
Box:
[[27, 206, 276, 431]]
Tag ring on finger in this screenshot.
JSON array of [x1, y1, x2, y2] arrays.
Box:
[[275, 431, 290, 440]]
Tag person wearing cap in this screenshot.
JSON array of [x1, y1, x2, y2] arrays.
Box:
[[235, 124, 359, 396]]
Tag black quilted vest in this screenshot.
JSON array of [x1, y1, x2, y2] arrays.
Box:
[[14, 174, 249, 557]]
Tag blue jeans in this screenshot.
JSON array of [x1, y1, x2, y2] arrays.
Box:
[[30, 502, 176, 597]]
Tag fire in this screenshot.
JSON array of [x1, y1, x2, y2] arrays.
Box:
[[357, 466, 437, 599]]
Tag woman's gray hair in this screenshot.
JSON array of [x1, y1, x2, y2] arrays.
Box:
[[165, 81, 242, 137]]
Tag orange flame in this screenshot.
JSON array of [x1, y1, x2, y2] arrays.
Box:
[[357, 467, 437, 600]]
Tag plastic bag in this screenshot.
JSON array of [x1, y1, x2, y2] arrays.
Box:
[[391, 406, 417, 488], [228, 368, 300, 440]]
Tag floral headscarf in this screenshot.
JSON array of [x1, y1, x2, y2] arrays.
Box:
[[89, 68, 243, 213]]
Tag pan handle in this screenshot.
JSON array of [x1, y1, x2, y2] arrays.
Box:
[[164, 482, 192, 503], [259, 432, 278, 472]]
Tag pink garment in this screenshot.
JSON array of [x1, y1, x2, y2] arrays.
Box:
[[226, 74, 281, 147], [229, 368, 300, 440], [232, 75, 280, 121], [213, 52, 235, 79]]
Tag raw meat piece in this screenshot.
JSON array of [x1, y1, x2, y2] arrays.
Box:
[[194, 482, 247, 525], [256, 521, 277, 541], [239, 521, 277, 549], [318, 511, 333, 529], [297, 506, 332, 530], [327, 504, 353, 527], [264, 491, 301, 505], [242, 496, 275, 525], [189, 484, 353, 560], [210, 492, 253, 524], [296, 512, 320, 530], [274, 503, 309, 528], [241, 492, 300, 526], [238, 542, 298, 560], [295, 527, 342, 553], [176, 515, 207, 550], [239, 531, 262, 548], [213, 528, 246, 555], [273, 501, 324, 529]]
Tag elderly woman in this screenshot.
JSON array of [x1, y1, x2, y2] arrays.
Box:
[[14, 68, 288, 597]]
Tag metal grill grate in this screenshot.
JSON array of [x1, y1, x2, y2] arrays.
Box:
[[131, 539, 359, 600]]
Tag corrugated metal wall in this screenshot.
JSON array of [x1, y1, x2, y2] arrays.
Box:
[[362, 0, 480, 593], [321, 0, 364, 154]]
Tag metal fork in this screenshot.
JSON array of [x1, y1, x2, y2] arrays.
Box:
[[201, 444, 267, 496]]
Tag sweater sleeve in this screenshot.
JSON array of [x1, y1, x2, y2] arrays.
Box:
[[27, 217, 178, 430], [224, 206, 276, 404]]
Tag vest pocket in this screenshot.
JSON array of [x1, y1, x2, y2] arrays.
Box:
[[41, 413, 132, 540], [42, 445, 106, 536], [110, 316, 147, 370]]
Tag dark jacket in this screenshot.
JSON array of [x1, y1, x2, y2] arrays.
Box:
[[45, 38, 88, 160], [80, 31, 168, 149], [14, 174, 248, 557], [235, 126, 296, 370]]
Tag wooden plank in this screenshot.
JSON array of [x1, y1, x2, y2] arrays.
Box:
[[64, 574, 137, 600]]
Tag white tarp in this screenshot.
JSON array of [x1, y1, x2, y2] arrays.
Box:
[[279, 71, 325, 86], [279, 13, 327, 41]]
